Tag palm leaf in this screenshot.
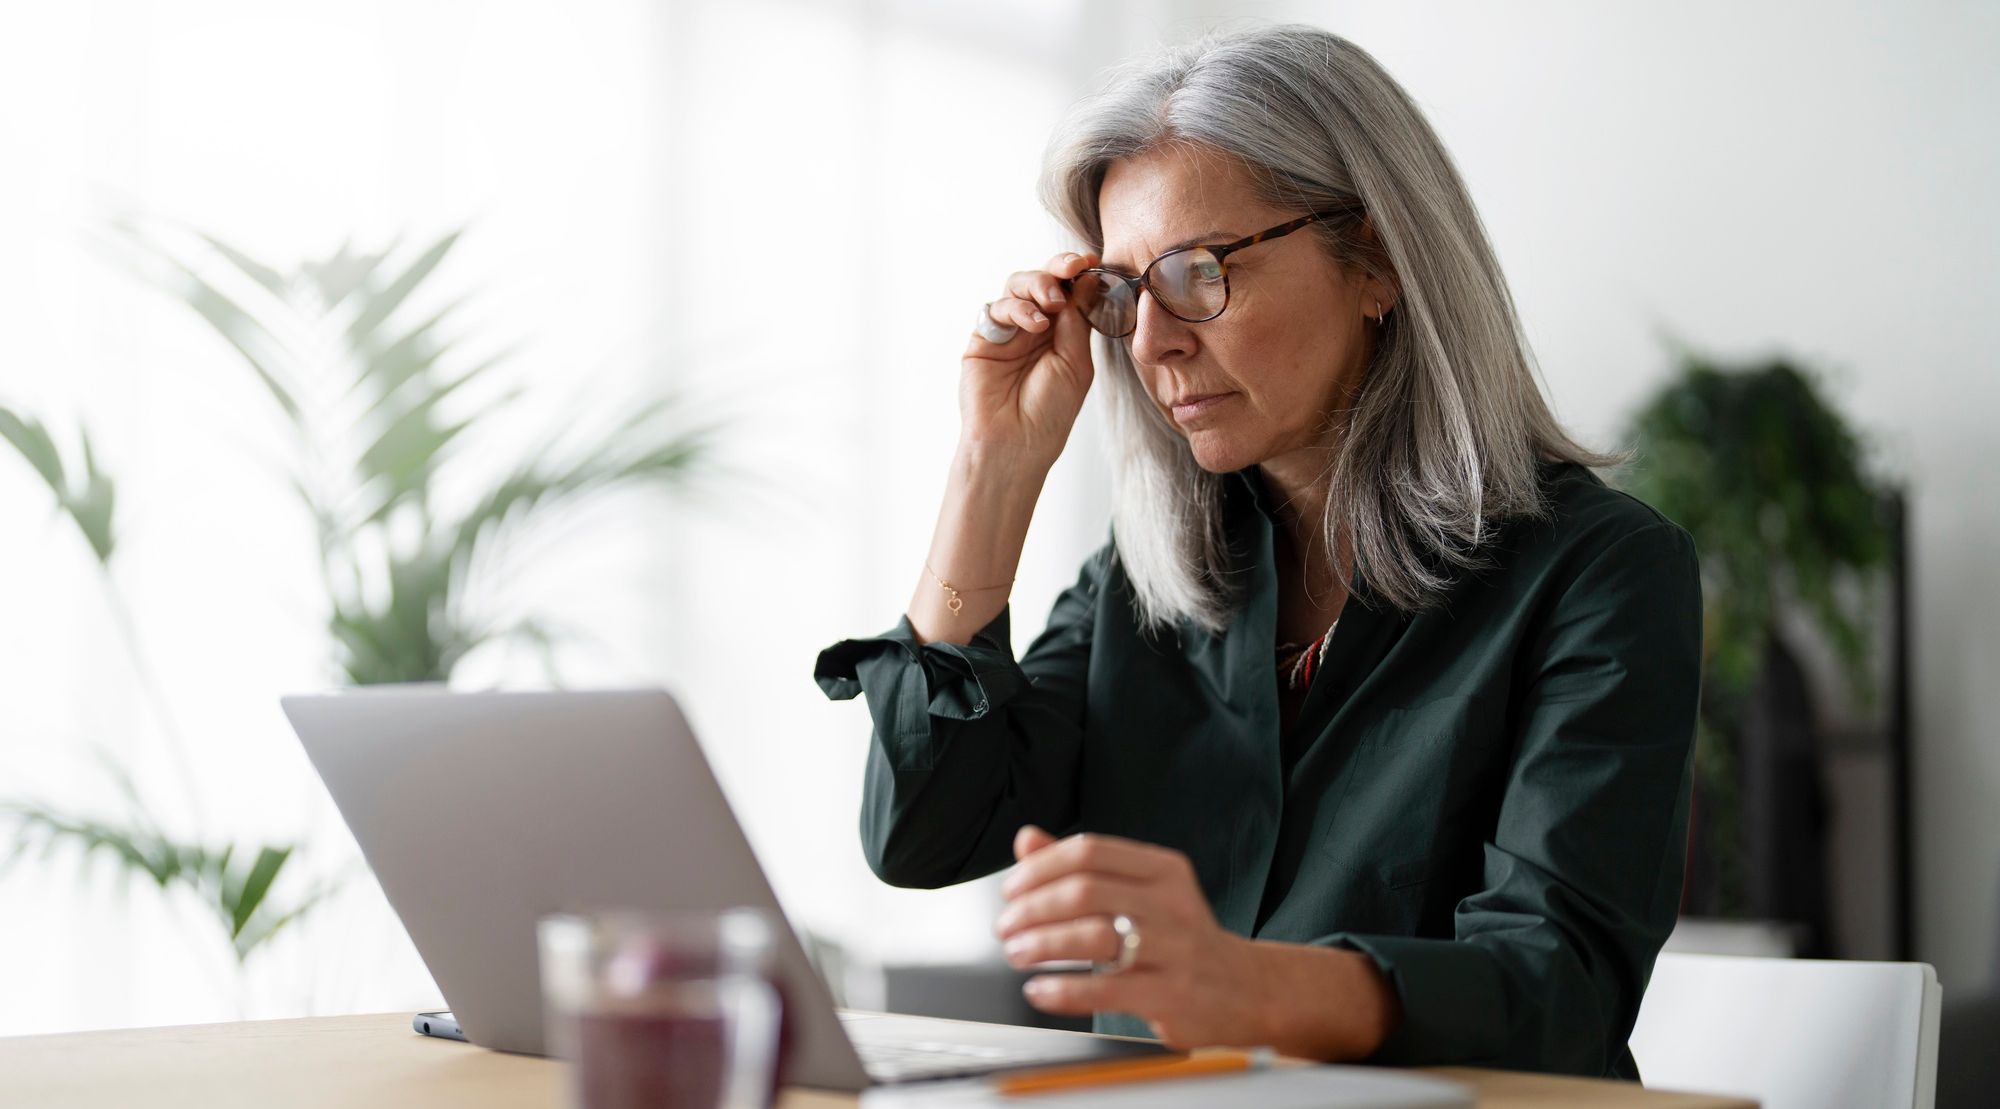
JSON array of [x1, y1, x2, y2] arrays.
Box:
[[348, 231, 460, 345], [0, 407, 64, 491], [346, 302, 458, 413], [0, 407, 119, 564], [196, 232, 288, 299], [331, 602, 401, 685], [110, 226, 308, 429], [329, 405, 710, 686], [227, 845, 291, 937], [0, 797, 337, 965], [447, 401, 714, 566], [231, 877, 343, 961], [69, 429, 118, 564], [356, 407, 473, 505], [2, 802, 184, 888], [301, 237, 397, 310], [330, 547, 469, 684]]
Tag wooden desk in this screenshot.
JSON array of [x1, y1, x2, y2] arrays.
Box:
[[0, 1013, 1754, 1107]]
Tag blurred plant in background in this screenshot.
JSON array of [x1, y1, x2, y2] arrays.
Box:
[[1, 220, 716, 1005], [0, 405, 338, 971], [114, 218, 718, 683], [1, 757, 345, 964], [1619, 351, 1890, 918]]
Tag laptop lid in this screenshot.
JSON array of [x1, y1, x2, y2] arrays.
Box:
[[280, 684, 873, 1090]]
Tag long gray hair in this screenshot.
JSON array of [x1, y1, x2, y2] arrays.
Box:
[[1038, 23, 1618, 633]]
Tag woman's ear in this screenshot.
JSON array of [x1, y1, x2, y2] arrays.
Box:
[[1355, 218, 1399, 317], [1374, 283, 1400, 318]]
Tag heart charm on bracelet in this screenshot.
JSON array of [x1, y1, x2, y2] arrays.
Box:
[[923, 560, 1013, 619]]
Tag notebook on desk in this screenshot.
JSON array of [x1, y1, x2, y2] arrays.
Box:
[[281, 684, 1171, 1091], [860, 1064, 1474, 1107]]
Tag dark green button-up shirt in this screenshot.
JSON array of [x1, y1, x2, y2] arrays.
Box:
[[814, 461, 1701, 1079]]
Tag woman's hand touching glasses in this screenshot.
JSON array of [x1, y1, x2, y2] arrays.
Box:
[[960, 251, 1101, 473]]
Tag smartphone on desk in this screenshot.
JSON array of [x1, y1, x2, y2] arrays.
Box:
[[413, 1011, 467, 1042]]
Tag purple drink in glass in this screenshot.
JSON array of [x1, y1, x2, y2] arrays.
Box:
[[539, 909, 786, 1109]]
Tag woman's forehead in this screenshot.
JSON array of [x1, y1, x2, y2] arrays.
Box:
[[1098, 145, 1276, 269]]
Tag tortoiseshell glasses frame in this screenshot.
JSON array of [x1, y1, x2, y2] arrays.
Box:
[[1064, 203, 1366, 338]]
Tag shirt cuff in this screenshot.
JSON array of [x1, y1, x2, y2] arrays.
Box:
[[813, 608, 1028, 761], [1315, 931, 1510, 1067]]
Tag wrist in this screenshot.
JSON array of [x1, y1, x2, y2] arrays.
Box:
[[908, 440, 1045, 645], [1229, 934, 1290, 1050], [1241, 940, 1400, 1061], [953, 437, 1057, 482], [1333, 945, 1401, 1058], [947, 443, 1052, 540]]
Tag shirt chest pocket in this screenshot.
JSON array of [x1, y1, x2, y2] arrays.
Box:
[[1318, 693, 1492, 889]]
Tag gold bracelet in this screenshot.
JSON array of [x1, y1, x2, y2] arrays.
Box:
[[924, 560, 1014, 616]]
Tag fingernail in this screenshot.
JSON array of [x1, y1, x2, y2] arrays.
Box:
[[1029, 310, 1047, 324], [1003, 939, 1027, 963], [1023, 978, 1047, 997], [1048, 289, 1065, 305]]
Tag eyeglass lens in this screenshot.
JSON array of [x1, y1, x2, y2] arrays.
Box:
[[1069, 248, 1227, 338]]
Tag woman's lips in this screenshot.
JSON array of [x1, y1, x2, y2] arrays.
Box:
[[1170, 392, 1236, 423]]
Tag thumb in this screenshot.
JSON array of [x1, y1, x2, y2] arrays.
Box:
[[1048, 302, 1096, 388], [1014, 824, 1058, 861]]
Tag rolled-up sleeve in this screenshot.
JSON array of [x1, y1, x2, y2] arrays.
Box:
[[1316, 520, 1703, 1077], [813, 543, 1109, 889]]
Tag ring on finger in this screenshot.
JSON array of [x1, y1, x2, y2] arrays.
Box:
[[974, 301, 1020, 344], [1093, 913, 1141, 975]]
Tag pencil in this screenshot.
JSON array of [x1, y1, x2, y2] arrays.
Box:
[[994, 1047, 1270, 1096]]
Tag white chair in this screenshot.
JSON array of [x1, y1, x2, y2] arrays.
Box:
[[1630, 951, 1942, 1109]]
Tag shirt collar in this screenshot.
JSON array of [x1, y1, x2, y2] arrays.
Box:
[[1225, 464, 1400, 615], [1226, 466, 1279, 521]]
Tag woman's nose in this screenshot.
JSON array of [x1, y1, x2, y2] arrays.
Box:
[[1128, 289, 1194, 366]]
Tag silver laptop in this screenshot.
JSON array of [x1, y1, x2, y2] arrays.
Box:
[[279, 684, 1166, 1090]]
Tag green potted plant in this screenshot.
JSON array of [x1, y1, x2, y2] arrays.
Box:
[[1618, 350, 1892, 930]]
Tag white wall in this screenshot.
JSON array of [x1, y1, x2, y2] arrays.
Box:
[[1217, 0, 1999, 989]]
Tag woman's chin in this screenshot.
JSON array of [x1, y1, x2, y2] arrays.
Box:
[[1183, 431, 1253, 474]]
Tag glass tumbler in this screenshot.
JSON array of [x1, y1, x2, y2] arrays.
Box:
[[537, 908, 785, 1109]]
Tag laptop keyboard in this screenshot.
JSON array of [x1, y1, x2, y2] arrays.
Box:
[[855, 1038, 1051, 1082]]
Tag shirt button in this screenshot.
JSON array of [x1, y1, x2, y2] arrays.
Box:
[[973, 699, 990, 716]]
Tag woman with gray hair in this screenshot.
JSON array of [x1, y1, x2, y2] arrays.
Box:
[[816, 24, 1700, 1078]]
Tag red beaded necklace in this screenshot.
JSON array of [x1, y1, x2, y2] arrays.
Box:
[[1277, 619, 1340, 692]]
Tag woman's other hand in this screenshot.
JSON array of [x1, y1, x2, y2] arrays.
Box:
[[960, 252, 1100, 469], [995, 825, 1400, 1059], [995, 825, 1274, 1049]]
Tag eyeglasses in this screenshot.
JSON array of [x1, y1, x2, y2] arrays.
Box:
[[1065, 205, 1364, 338]]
